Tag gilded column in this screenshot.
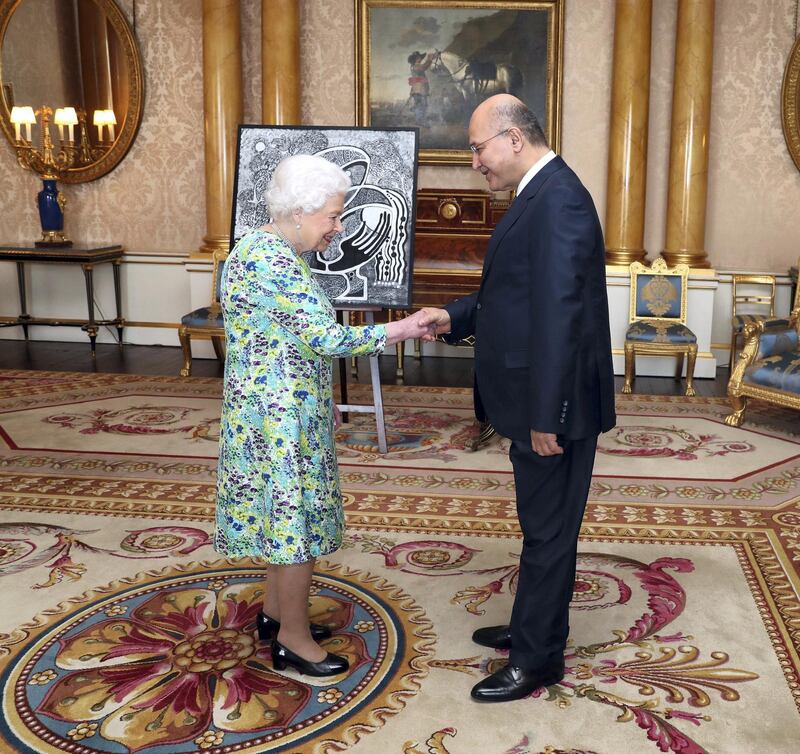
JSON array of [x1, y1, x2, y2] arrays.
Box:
[[262, 0, 301, 124], [198, 0, 243, 256], [605, 0, 652, 266], [663, 0, 715, 268]]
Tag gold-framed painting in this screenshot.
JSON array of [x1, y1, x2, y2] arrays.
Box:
[[355, 0, 564, 166]]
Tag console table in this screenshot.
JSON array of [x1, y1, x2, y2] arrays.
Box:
[[0, 244, 124, 354]]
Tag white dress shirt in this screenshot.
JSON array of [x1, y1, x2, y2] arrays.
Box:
[[517, 149, 557, 195]]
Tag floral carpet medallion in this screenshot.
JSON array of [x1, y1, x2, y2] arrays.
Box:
[[0, 560, 432, 754]]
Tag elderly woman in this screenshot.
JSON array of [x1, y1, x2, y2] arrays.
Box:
[[215, 154, 429, 678]]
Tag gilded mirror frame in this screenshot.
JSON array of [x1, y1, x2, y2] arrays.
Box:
[[782, 36, 800, 172], [0, 0, 144, 183]]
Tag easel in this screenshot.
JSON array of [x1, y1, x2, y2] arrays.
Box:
[[335, 306, 388, 454]]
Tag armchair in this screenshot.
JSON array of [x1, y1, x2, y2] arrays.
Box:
[[729, 274, 776, 368], [725, 283, 800, 427], [178, 249, 227, 377], [622, 257, 697, 396]]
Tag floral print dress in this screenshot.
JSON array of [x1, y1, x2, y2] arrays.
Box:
[[215, 229, 387, 564]]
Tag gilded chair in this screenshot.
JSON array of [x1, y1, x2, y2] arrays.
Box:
[[178, 248, 228, 377], [725, 272, 800, 426], [729, 274, 776, 369], [622, 258, 697, 397]]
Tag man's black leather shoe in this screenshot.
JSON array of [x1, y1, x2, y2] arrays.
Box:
[[472, 624, 512, 650], [470, 660, 565, 702]]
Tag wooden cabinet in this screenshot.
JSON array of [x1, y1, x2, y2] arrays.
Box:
[[411, 189, 507, 308]]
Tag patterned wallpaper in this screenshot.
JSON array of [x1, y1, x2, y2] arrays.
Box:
[[0, 0, 798, 271], [706, 0, 800, 272]]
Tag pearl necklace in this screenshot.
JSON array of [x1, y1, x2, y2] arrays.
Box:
[[269, 222, 297, 253]]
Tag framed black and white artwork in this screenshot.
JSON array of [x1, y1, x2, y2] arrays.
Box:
[[230, 125, 419, 309]]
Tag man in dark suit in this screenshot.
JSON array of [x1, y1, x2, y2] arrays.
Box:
[[418, 94, 616, 703]]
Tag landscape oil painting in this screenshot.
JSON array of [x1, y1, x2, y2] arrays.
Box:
[[356, 0, 563, 164]]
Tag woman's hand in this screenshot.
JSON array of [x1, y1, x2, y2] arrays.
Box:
[[333, 404, 343, 429]]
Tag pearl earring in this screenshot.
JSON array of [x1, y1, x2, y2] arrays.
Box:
[[295, 223, 301, 230]]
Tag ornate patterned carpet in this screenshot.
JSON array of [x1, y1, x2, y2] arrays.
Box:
[[0, 370, 798, 754]]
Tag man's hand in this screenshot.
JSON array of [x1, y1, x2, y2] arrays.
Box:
[[531, 430, 563, 456], [416, 307, 451, 341], [384, 310, 436, 345]]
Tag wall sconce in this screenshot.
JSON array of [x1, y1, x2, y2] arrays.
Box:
[[93, 109, 117, 142], [9, 104, 79, 247]]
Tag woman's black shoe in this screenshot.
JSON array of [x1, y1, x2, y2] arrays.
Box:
[[256, 611, 333, 642], [270, 639, 349, 677]]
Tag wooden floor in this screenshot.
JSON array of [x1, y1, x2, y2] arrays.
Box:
[[0, 338, 731, 397]]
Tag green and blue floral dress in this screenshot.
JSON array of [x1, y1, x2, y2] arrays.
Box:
[[215, 229, 387, 564]]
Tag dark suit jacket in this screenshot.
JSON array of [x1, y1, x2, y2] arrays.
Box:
[[444, 156, 616, 442]]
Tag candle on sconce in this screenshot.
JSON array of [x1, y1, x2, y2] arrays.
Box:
[[10, 106, 36, 142], [58, 107, 78, 143], [92, 109, 116, 142], [93, 109, 104, 141], [105, 109, 116, 141], [54, 109, 66, 141]]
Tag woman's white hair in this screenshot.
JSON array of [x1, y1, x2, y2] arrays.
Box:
[[265, 154, 351, 219]]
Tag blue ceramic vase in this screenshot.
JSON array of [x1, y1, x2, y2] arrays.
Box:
[[37, 179, 64, 235]]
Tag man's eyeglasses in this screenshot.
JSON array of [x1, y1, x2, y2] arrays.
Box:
[[469, 129, 510, 154]]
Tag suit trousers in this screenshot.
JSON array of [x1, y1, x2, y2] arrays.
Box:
[[507, 434, 599, 671]]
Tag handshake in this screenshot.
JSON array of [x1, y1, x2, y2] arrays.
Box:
[[384, 307, 451, 346]]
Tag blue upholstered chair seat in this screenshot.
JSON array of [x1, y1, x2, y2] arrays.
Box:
[[181, 307, 223, 328], [754, 322, 797, 359], [743, 352, 800, 392], [732, 313, 769, 333], [625, 321, 697, 344], [179, 249, 228, 377]]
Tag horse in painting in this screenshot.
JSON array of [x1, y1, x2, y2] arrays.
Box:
[[432, 50, 523, 103]]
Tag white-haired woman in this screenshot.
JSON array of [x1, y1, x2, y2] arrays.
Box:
[[215, 154, 429, 678]]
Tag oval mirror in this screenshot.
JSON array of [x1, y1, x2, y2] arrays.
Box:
[[782, 36, 800, 172], [0, 0, 144, 183]]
